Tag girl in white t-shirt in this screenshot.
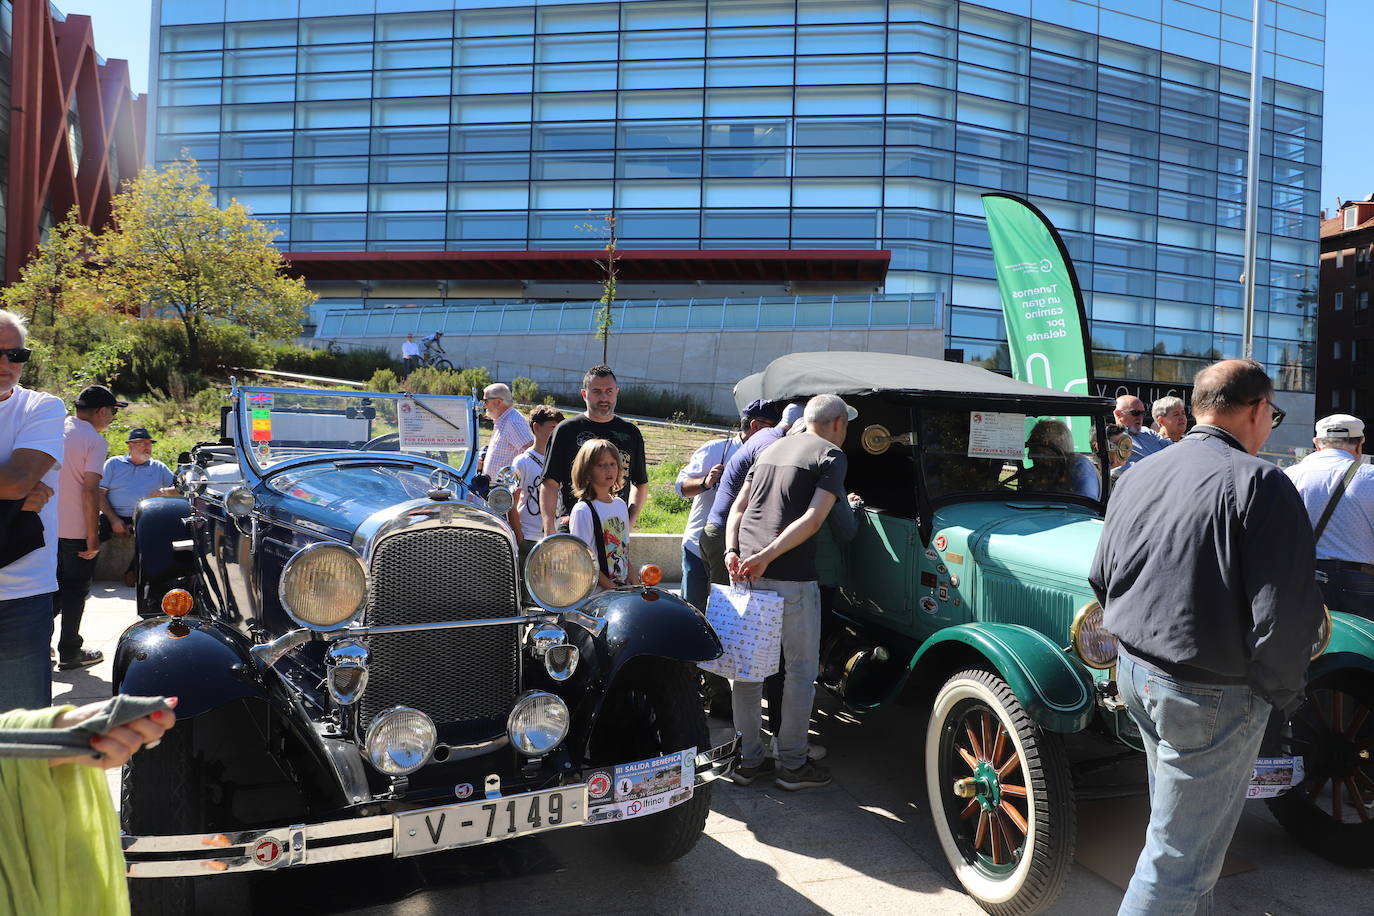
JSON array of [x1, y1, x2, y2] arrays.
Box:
[[568, 439, 639, 590]]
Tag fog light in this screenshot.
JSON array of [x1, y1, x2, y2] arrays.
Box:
[[544, 644, 579, 681], [486, 486, 514, 515], [507, 691, 570, 757], [326, 639, 369, 705], [365, 706, 436, 776]]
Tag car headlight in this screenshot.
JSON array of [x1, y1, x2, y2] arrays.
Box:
[[1070, 600, 1118, 669], [524, 534, 597, 612], [365, 706, 436, 776], [1312, 606, 1333, 659], [486, 485, 514, 515], [279, 542, 368, 631], [507, 690, 570, 757]]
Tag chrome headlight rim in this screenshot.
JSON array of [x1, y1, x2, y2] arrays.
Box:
[[364, 705, 436, 776], [278, 541, 369, 632], [524, 533, 598, 613], [1312, 606, 1333, 660], [1070, 599, 1118, 670], [506, 689, 571, 758]]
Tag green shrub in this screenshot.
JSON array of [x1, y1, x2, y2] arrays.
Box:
[[271, 343, 399, 381], [511, 376, 539, 403], [406, 367, 464, 395], [367, 368, 399, 392], [454, 366, 493, 397], [614, 386, 716, 424]]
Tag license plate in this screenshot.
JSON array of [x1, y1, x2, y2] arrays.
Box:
[[393, 786, 586, 857]]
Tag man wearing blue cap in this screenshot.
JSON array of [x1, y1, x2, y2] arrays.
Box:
[[100, 428, 176, 588]]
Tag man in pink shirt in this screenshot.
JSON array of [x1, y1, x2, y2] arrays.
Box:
[[479, 382, 534, 478], [54, 385, 123, 670]]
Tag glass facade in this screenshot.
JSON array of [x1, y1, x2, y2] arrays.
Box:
[[151, 0, 1324, 393]]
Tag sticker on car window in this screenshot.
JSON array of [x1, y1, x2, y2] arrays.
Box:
[[967, 411, 1026, 459], [251, 408, 272, 442]]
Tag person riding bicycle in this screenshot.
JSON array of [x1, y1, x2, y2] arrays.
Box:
[[422, 331, 445, 361]]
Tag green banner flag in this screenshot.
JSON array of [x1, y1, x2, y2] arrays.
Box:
[[981, 193, 1094, 450]]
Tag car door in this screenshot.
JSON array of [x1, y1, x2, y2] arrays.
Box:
[[841, 508, 916, 632]]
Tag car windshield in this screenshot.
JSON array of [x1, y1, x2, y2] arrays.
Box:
[[236, 387, 475, 475], [918, 406, 1107, 506]]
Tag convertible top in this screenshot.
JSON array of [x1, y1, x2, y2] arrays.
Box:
[[733, 351, 1114, 414]]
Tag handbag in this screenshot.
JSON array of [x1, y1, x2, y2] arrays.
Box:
[[0, 499, 43, 569], [698, 582, 785, 683]]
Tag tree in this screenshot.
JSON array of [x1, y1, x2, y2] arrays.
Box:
[[1, 209, 99, 328], [92, 158, 314, 370], [579, 211, 620, 366]]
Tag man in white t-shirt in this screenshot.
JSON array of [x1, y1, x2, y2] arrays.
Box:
[[0, 309, 66, 709], [400, 333, 421, 378], [510, 405, 564, 564], [54, 384, 124, 670]]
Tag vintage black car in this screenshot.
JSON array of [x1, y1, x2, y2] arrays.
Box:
[[116, 384, 736, 912]]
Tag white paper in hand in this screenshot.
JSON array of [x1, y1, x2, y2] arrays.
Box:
[[698, 582, 784, 683]]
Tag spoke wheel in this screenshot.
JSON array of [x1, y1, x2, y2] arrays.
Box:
[[926, 669, 1074, 916], [1266, 669, 1374, 866]]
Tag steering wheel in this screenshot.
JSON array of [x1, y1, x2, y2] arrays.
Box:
[[362, 432, 400, 451]]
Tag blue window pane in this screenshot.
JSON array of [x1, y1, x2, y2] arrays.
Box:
[[377, 11, 454, 41], [296, 157, 369, 184], [797, 24, 886, 54], [220, 159, 292, 186], [450, 212, 529, 240], [369, 213, 447, 240], [300, 16, 375, 45], [162, 24, 225, 52], [292, 214, 366, 242], [709, 0, 795, 28], [158, 134, 220, 161], [299, 73, 372, 101], [295, 129, 370, 157], [163, 0, 227, 25], [623, 1, 707, 30], [453, 125, 532, 152], [372, 156, 449, 183], [374, 126, 449, 155], [707, 26, 793, 57], [451, 153, 530, 181]]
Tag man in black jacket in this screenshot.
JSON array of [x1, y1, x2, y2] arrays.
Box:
[[1090, 358, 1324, 915]]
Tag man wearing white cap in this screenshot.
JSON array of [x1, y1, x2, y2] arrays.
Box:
[[1285, 413, 1374, 617]]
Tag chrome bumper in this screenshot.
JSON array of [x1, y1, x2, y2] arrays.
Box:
[[124, 737, 738, 878]]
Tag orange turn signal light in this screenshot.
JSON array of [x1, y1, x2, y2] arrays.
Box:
[[639, 564, 663, 587], [161, 588, 194, 617]]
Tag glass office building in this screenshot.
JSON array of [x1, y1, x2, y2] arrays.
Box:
[[150, 0, 1324, 418]]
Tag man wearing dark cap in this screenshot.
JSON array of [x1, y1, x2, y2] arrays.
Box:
[[54, 385, 125, 670], [1285, 413, 1374, 617], [101, 427, 177, 588]]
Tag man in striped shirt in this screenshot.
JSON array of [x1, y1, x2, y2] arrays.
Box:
[[479, 383, 534, 477]]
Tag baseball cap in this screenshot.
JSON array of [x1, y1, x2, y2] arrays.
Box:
[[74, 385, 128, 409], [1315, 414, 1365, 439], [741, 398, 782, 424], [126, 427, 156, 443]]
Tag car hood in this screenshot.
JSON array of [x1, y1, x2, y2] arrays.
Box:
[[935, 501, 1103, 589], [260, 462, 447, 537]]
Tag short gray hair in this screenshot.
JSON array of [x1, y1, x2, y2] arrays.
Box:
[[804, 394, 849, 426], [483, 383, 513, 404], [1151, 396, 1184, 420], [1316, 436, 1363, 451], [0, 309, 27, 344]]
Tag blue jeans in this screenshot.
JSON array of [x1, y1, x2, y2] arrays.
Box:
[[730, 578, 820, 771], [1315, 561, 1374, 619], [681, 544, 708, 612], [1117, 649, 1270, 916], [0, 592, 54, 710]]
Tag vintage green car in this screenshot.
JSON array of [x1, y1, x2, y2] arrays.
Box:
[[734, 351, 1374, 915]]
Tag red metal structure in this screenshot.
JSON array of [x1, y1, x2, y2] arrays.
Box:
[[5, 0, 145, 283]]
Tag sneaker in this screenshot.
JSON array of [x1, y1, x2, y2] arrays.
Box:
[[730, 758, 776, 786], [57, 648, 103, 671], [769, 737, 828, 762], [774, 759, 833, 791]]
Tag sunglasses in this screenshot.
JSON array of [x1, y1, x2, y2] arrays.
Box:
[[1252, 397, 1285, 430], [1123, 408, 1145, 417], [0, 347, 32, 363]]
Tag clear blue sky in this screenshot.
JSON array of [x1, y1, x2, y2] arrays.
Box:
[[57, 0, 1372, 216]]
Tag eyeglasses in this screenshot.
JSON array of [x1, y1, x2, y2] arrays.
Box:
[[0, 347, 32, 363], [1252, 397, 1285, 430]]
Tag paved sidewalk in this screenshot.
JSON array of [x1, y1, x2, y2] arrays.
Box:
[[75, 584, 1374, 915]]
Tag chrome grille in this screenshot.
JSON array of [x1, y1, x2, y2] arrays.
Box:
[[359, 525, 520, 729]]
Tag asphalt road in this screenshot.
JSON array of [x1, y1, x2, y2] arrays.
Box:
[[68, 584, 1374, 915]]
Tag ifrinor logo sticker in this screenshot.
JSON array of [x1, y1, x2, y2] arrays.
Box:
[[253, 838, 282, 867]]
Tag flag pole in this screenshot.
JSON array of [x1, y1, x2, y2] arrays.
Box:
[[1241, 0, 1264, 360]]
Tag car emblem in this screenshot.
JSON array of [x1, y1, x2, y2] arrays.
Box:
[[429, 468, 454, 493], [455, 783, 473, 800], [920, 597, 938, 614], [934, 534, 948, 551], [587, 772, 611, 799], [252, 838, 283, 867]]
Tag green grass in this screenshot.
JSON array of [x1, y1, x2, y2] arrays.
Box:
[[634, 460, 692, 533]]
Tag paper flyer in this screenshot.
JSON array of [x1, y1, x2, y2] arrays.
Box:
[[968, 411, 1026, 460], [585, 749, 695, 824], [397, 397, 471, 451]]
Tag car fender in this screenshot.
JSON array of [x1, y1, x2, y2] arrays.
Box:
[[903, 623, 1095, 734], [1309, 611, 1374, 681], [566, 587, 722, 753], [113, 615, 269, 719]]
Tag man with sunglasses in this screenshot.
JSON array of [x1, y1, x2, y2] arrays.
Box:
[[53, 385, 125, 670], [1091, 359, 1321, 915], [0, 309, 65, 709], [1113, 394, 1172, 467], [1285, 414, 1374, 618]]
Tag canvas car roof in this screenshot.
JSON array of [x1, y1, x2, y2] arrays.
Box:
[[733, 351, 1115, 414]]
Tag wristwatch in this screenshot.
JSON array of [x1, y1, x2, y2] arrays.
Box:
[[725, 547, 740, 556]]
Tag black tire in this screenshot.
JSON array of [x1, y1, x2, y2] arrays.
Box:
[[432, 358, 454, 371], [122, 718, 251, 914], [587, 660, 711, 864], [1265, 668, 1374, 867], [925, 669, 1075, 916]]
